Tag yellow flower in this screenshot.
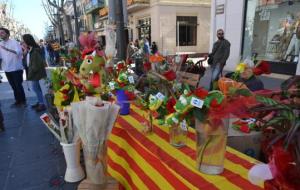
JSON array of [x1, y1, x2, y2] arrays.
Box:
[[235, 63, 247, 73]]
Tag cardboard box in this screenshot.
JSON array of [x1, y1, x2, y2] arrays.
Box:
[[227, 120, 262, 159]]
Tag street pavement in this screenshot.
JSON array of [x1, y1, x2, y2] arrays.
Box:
[[0, 67, 286, 190], [0, 70, 79, 190]]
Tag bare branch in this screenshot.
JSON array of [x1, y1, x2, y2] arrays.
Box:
[[42, 0, 57, 26]]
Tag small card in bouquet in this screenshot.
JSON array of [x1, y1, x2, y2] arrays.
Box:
[[40, 113, 61, 141]]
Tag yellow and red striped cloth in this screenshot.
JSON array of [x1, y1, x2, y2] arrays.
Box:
[[107, 105, 264, 190]]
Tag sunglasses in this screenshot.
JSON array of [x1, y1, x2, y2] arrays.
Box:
[[217, 33, 224, 35]]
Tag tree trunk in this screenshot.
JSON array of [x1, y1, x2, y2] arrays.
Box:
[[63, 14, 73, 41], [58, 14, 65, 45]]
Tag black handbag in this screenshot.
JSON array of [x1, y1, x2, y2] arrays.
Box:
[[207, 54, 213, 65]]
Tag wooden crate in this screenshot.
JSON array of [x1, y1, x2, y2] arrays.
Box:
[[77, 178, 119, 190], [177, 71, 200, 87]]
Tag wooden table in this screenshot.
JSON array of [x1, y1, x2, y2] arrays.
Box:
[[107, 104, 263, 190]]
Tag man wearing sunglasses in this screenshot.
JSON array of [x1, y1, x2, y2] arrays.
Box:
[[209, 29, 230, 90]]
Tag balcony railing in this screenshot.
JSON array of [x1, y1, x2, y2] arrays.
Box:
[[99, 6, 108, 17], [85, 0, 105, 14], [127, 0, 150, 13], [127, 0, 150, 6]]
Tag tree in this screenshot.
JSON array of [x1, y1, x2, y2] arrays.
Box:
[[45, 0, 73, 44], [42, 0, 64, 42]]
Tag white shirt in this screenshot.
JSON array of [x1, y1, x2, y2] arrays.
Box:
[[0, 39, 23, 72]]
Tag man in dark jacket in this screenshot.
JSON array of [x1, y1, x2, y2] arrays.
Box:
[[209, 29, 230, 90]]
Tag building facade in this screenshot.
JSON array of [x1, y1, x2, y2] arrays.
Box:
[[128, 0, 211, 54], [97, 0, 211, 55], [211, 0, 300, 75]]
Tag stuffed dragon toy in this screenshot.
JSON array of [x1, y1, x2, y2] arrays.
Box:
[[79, 51, 107, 94]]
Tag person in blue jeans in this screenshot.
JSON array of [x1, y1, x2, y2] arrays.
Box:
[[0, 27, 26, 107], [22, 34, 47, 112], [209, 29, 231, 90]]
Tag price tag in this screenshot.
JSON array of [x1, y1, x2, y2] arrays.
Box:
[[180, 120, 188, 131], [175, 55, 181, 63], [128, 76, 134, 84], [109, 82, 115, 90], [191, 97, 204, 108], [156, 92, 165, 101]]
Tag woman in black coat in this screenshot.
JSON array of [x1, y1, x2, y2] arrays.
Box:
[[22, 34, 47, 112]]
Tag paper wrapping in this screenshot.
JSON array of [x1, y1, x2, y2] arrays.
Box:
[[71, 97, 120, 184]]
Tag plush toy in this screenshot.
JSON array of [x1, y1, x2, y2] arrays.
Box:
[[79, 51, 107, 94], [174, 89, 194, 114], [149, 94, 164, 111], [165, 113, 180, 126]]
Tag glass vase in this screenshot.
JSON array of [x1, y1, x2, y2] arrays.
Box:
[[169, 124, 187, 148], [195, 119, 229, 175]]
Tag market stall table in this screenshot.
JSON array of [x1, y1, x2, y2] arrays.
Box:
[[107, 104, 263, 190]]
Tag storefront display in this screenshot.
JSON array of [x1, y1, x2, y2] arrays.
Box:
[[243, 0, 300, 68]]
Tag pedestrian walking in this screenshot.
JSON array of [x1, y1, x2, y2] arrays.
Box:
[[143, 38, 151, 55], [0, 27, 26, 107], [22, 34, 47, 112], [151, 41, 158, 54], [209, 29, 230, 90]]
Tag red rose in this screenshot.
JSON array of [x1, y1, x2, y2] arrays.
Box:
[[144, 62, 151, 71], [63, 94, 69, 100], [210, 99, 222, 108], [124, 91, 135, 100], [166, 97, 176, 114], [127, 58, 133, 64], [118, 82, 126, 88], [193, 88, 208, 99], [117, 63, 125, 71], [163, 70, 176, 81], [61, 89, 69, 94], [106, 66, 113, 73]]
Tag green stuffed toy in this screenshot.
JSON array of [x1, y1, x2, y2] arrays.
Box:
[[149, 94, 164, 111], [165, 112, 180, 126], [79, 51, 107, 94], [174, 89, 194, 114]]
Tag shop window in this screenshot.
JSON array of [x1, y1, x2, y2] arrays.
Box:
[[176, 16, 197, 46], [242, 0, 300, 64], [137, 17, 151, 42]]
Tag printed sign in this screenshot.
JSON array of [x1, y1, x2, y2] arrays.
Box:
[[128, 76, 134, 84], [156, 92, 165, 101], [190, 97, 204, 108]]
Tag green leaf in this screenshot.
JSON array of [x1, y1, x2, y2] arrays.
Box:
[[234, 88, 252, 97], [264, 116, 286, 127], [256, 95, 278, 106], [280, 110, 295, 121]]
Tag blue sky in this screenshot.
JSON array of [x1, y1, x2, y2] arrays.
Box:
[[12, 0, 49, 39]]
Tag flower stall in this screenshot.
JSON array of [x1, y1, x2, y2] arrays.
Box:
[[40, 31, 300, 190]]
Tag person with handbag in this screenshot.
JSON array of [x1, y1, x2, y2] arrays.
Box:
[[22, 34, 47, 112], [208, 29, 230, 90]]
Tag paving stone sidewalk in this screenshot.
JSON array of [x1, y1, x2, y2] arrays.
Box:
[[0, 80, 79, 190]]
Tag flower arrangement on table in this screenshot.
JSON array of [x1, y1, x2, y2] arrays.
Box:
[[107, 61, 136, 100], [248, 76, 300, 190]]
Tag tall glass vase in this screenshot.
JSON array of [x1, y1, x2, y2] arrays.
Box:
[[169, 124, 187, 148], [195, 118, 229, 175]]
